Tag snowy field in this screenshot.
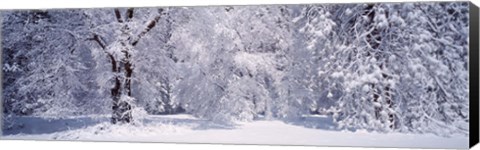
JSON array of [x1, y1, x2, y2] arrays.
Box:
[[1, 114, 468, 149]]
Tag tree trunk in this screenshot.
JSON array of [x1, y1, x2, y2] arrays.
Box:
[[109, 8, 164, 124], [111, 41, 134, 124]]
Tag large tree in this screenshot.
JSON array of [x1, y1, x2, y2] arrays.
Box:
[[1, 9, 102, 117], [85, 8, 167, 124]]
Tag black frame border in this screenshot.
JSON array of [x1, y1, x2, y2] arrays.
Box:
[[470, 1, 479, 148]]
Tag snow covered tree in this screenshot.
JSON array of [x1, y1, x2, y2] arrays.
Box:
[[293, 3, 468, 133], [2, 9, 105, 117], [132, 8, 185, 115], [223, 5, 297, 120], [168, 6, 297, 122], [84, 8, 168, 124], [391, 2, 469, 134], [290, 4, 340, 115], [333, 3, 397, 131]]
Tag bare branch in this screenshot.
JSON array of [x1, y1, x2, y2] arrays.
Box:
[[88, 34, 106, 50], [131, 8, 165, 46], [87, 34, 118, 72]]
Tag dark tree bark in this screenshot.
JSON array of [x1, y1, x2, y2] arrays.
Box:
[[89, 8, 165, 124]]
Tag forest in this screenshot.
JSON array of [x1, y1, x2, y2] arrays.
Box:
[[0, 2, 470, 148]]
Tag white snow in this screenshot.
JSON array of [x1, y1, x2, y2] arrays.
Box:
[[233, 51, 276, 76], [330, 72, 343, 78], [1, 114, 468, 149], [327, 92, 333, 98]]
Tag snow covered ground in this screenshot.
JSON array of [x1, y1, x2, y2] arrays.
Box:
[[1, 114, 468, 149]]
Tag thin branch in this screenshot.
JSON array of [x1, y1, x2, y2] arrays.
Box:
[[87, 34, 118, 72], [131, 8, 165, 46], [90, 34, 106, 49]]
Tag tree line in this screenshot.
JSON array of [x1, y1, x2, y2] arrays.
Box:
[[1, 2, 469, 135]]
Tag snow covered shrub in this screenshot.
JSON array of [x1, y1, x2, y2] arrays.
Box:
[[131, 107, 149, 124]]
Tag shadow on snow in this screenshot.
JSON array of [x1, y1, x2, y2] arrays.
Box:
[[2, 116, 107, 135], [280, 115, 342, 132], [2, 114, 238, 136]]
